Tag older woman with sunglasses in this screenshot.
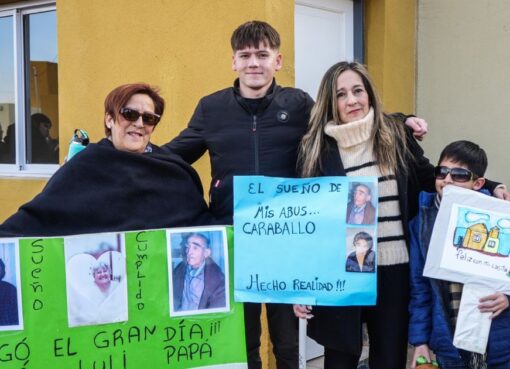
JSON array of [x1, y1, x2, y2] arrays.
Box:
[[104, 84, 162, 153], [0, 83, 213, 237], [293, 62, 506, 369]]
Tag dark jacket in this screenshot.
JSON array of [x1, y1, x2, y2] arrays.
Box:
[[173, 257, 226, 310], [409, 191, 510, 365], [307, 124, 437, 354], [345, 249, 376, 273], [164, 79, 315, 223], [0, 281, 18, 326], [0, 139, 213, 237]]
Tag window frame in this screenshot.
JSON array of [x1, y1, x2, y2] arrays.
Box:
[[0, 1, 58, 178]]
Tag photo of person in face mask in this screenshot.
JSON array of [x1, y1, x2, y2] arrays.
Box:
[[345, 231, 375, 273]]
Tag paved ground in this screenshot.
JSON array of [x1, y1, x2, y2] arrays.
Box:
[[306, 345, 415, 369]]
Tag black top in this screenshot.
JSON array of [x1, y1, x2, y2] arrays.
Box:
[[0, 139, 213, 237], [165, 79, 315, 223]]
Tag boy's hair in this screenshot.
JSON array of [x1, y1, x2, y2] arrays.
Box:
[[438, 140, 488, 177], [231, 20, 280, 51]]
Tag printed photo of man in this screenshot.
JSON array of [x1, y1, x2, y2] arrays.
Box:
[[346, 183, 376, 225], [171, 231, 227, 315]]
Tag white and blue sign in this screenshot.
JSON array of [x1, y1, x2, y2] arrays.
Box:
[[233, 176, 378, 306]]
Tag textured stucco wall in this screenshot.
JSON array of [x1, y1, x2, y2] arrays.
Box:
[[365, 0, 416, 114], [417, 0, 510, 186]]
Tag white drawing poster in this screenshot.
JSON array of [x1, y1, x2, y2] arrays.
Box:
[[424, 186, 510, 293]]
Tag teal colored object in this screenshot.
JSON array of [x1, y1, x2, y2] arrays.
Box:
[[233, 175, 379, 306], [498, 231, 510, 256], [453, 227, 467, 246], [67, 128, 89, 160]]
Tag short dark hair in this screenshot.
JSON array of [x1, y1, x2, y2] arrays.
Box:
[[103, 83, 165, 136], [353, 231, 373, 250], [230, 20, 280, 51], [31, 113, 52, 128], [438, 140, 488, 178]]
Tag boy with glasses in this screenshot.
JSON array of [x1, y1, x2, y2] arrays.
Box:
[[408, 140, 510, 369]]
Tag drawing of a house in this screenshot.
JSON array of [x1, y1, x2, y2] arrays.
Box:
[[462, 223, 488, 251]]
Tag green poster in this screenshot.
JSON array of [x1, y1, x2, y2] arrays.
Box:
[[0, 226, 247, 369]]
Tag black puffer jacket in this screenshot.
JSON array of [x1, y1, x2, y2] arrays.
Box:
[[165, 79, 315, 223]]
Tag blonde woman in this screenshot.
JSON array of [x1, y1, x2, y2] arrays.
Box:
[[294, 61, 504, 369]]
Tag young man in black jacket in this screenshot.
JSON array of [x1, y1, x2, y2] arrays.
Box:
[[165, 20, 309, 369], [165, 20, 431, 369]]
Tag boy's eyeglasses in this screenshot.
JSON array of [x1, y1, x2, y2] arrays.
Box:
[[434, 166, 477, 183], [119, 107, 161, 126]]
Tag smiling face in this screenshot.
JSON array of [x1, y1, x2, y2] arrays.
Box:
[[336, 70, 370, 124], [185, 235, 211, 269], [106, 93, 156, 153], [232, 41, 282, 98], [93, 266, 111, 287]]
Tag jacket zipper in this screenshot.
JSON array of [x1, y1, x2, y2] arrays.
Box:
[[252, 115, 259, 174]]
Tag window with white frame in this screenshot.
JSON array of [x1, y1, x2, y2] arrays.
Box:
[[0, 2, 58, 176]]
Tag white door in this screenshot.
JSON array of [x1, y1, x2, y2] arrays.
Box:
[[294, 0, 354, 360], [295, 0, 354, 100]]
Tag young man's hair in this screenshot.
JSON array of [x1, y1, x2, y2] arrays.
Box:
[[438, 140, 488, 178], [231, 20, 280, 51], [353, 231, 373, 250]]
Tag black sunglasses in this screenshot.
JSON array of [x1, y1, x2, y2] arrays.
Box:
[[119, 107, 161, 126], [434, 166, 477, 183]]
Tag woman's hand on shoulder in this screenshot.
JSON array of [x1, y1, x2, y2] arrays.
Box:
[[405, 116, 428, 141], [479, 292, 509, 318], [293, 304, 313, 319], [493, 186, 510, 201]]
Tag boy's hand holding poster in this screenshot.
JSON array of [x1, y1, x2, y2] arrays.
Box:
[[424, 186, 510, 354], [0, 226, 247, 369], [233, 175, 378, 306]]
